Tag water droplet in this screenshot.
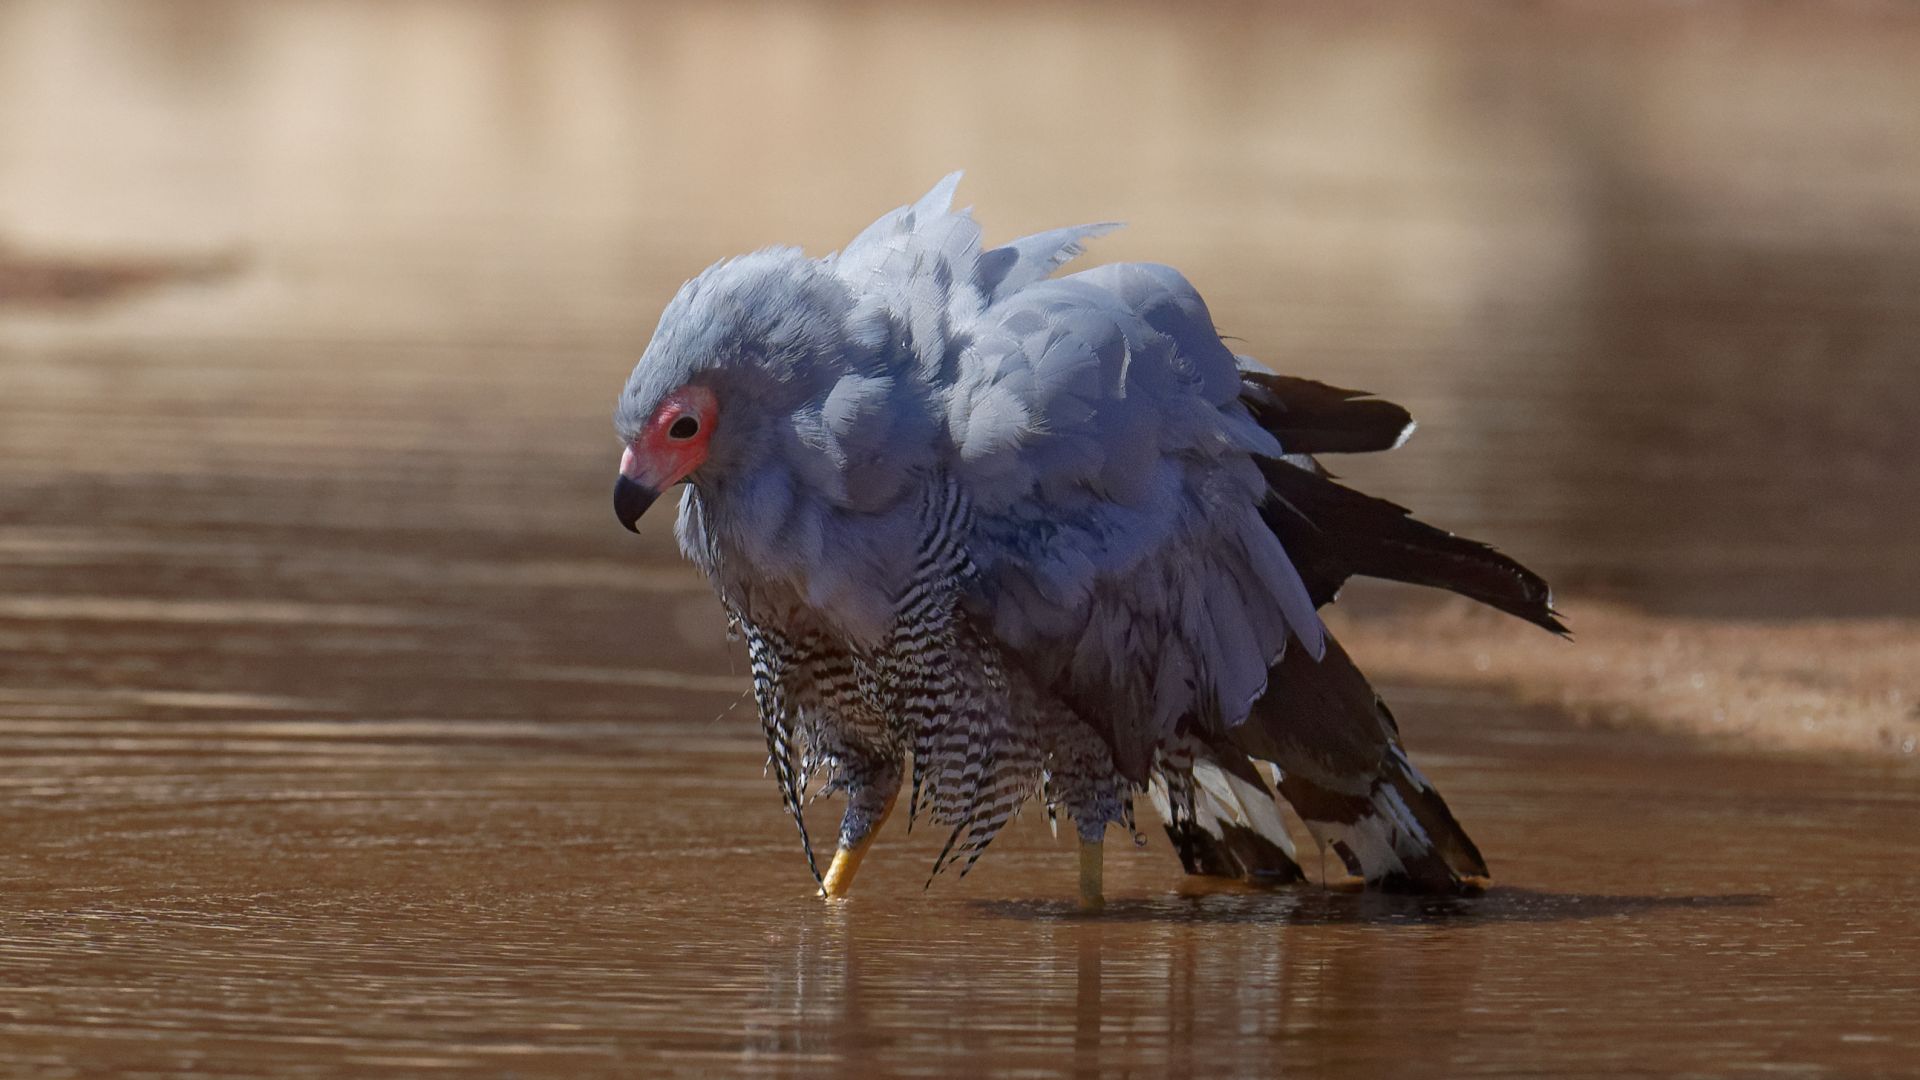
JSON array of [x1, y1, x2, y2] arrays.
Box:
[[1902, 736, 1917, 755], [1473, 653, 1491, 672], [1690, 673, 1707, 690]]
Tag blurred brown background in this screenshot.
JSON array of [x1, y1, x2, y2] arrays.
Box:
[[1, 3, 1917, 1077], [6, 0, 1918, 616]]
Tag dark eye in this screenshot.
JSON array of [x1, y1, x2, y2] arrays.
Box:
[[668, 416, 700, 440]]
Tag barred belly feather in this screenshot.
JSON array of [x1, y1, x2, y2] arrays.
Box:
[[885, 478, 1042, 879]]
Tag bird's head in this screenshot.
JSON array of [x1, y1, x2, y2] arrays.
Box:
[[612, 247, 868, 531]]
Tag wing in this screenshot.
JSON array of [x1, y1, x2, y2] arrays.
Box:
[[947, 261, 1326, 779]]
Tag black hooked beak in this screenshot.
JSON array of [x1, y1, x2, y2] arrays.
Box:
[[614, 475, 661, 533]]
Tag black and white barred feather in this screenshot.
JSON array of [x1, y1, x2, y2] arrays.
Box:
[[736, 615, 821, 885], [882, 477, 1043, 880]]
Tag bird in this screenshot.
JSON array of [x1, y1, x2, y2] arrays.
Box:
[[612, 174, 1563, 908]]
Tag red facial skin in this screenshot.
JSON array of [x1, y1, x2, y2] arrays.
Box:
[[621, 384, 718, 491]]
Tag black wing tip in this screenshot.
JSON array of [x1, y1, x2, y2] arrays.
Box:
[[1484, 563, 1572, 637], [1488, 585, 1572, 639], [1239, 371, 1418, 456], [1539, 600, 1573, 639], [1264, 459, 1571, 632]]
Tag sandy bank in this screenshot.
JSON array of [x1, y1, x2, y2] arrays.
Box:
[[1331, 597, 1920, 761]]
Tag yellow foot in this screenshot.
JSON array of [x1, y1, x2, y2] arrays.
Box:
[[818, 790, 898, 900], [1078, 837, 1104, 913], [820, 842, 872, 900]]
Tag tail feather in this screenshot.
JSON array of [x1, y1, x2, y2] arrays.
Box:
[[1382, 744, 1488, 882], [1198, 370, 1531, 894], [1277, 745, 1488, 893], [1229, 632, 1489, 894], [1149, 754, 1305, 885]]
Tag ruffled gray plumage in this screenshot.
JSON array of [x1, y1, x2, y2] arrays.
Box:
[[619, 174, 1553, 891]]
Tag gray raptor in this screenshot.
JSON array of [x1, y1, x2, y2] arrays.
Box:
[[613, 175, 1563, 907]]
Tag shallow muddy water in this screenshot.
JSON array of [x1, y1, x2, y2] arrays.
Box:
[[2, 2, 1919, 1076], [2, 707, 1918, 1077]]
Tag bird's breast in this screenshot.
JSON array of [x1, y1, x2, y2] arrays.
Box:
[[677, 481, 917, 653]]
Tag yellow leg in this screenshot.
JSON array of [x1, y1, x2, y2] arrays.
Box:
[[1078, 837, 1104, 912], [819, 790, 897, 900]]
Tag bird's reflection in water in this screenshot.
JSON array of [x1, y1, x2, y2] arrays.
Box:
[[726, 886, 1764, 1074], [1073, 924, 1103, 1078], [760, 888, 1772, 1073], [976, 886, 1768, 926]]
